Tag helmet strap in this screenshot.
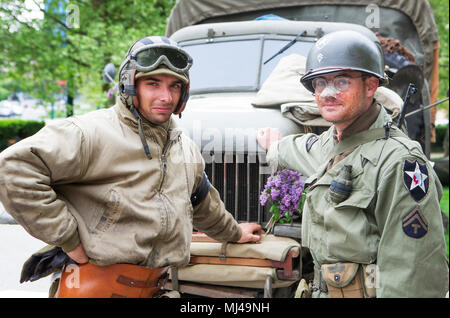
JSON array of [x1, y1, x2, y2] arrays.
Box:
[[173, 82, 190, 116]]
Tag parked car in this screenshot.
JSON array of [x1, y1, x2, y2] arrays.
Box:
[[0, 101, 18, 118]]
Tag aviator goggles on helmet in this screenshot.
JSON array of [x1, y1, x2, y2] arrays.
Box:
[[128, 44, 193, 74], [311, 74, 367, 94]]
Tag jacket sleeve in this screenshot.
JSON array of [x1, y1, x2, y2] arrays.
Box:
[[374, 155, 448, 297], [267, 133, 327, 177], [186, 146, 241, 242], [0, 120, 89, 252], [192, 183, 242, 243]]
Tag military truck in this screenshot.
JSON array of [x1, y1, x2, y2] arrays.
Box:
[[1, 0, 442, 298], [162, 0, 442, 297]]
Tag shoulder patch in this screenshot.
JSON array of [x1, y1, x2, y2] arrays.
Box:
[[306, 135, 319, 153], [403, 159, 429, 202], [402, 206, 428, 239]]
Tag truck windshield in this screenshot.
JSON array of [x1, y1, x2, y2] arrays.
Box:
[[182, 38, 314, 93], [261, 39, 313, 82], [184, 39, 260, 92]]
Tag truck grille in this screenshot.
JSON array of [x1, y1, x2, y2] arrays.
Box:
[[204, 152, 270, 224]]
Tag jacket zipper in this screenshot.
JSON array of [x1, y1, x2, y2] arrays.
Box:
[[158, 131, 181, 191], [157, 134, 180, 239], [161, 141, 172, 174]]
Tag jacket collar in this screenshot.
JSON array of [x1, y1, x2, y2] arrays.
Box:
[[114, 98, 178, 146], [359, 103, 394, 166], [322, 100, 392, 171], [332, 99, 381, 143]]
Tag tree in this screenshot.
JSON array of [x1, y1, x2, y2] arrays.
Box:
[[0, 0, 176, 108], [429, 0, 449, 112]]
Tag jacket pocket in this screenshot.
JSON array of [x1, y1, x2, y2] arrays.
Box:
[[89, 188, 125, 234], [324, 189, 377, 263], [334, 189, 374, 210]]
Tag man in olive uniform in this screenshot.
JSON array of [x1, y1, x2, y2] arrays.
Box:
[[257, 30, 448, 298]]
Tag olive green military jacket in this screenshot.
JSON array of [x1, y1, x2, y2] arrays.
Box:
[[267, 106, 448, 298]]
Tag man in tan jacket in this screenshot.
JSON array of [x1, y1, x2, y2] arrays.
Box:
[[0, 36, 261, 297]]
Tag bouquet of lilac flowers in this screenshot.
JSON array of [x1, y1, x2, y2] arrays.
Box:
[[260, 169, 306, 232]]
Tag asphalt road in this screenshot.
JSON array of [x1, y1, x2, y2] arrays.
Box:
[[0, 223, 51, 298]]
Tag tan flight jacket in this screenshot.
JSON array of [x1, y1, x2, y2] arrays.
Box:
[[0, 100, 241, 268]]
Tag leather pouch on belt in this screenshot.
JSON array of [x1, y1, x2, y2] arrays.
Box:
[[55, 263, 169, 298], [321, 263, 364, 298]]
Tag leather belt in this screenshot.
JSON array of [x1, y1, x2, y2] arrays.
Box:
[[55, 262, 169, 298]]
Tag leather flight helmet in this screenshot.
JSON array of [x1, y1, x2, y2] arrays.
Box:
[[118, 36, 193, 115], [300, 30, 388, 93]]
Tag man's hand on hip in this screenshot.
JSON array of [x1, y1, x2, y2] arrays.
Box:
[[67, 243, 89, 264]]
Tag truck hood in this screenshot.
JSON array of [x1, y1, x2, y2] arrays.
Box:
[[173, 92, 301, 154]]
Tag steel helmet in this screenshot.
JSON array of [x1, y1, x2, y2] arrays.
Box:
[[300, 30, 387, 93], [118, 36, 193, 115]]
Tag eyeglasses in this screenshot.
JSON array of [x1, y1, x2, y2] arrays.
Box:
[[311, 75, 366, 94], [130, 45, 193, 73]]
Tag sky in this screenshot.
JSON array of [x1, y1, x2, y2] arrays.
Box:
[[0, 0, 44, 31], [20, 0, 44, 22]]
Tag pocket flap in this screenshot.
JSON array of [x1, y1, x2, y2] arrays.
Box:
[[321, 263, 360, 288], [334, 189, 374, 210]]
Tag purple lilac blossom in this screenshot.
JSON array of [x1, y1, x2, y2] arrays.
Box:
[[260, 169, 305, 222]]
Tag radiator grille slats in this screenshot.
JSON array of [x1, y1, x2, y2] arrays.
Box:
[[205, 152, 269, 224]]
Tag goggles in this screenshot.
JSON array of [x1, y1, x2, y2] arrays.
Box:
[[129, 45, 193, 74], [312, 74, 366, 94]]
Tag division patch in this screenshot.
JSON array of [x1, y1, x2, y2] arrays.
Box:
[[402, 206, 428, 239], [403, 160, 429, 202]]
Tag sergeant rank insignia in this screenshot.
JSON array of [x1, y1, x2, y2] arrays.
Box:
[[403, 160, 429, 202], [402, 206, 428, 239]]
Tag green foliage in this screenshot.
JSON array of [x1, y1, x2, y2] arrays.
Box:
[[0, 119, 45, 151], [441, 187, 448, 259], [429, 0, 449, 113], [437, 123, 448, 140], [442, 188, 449, 217]]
